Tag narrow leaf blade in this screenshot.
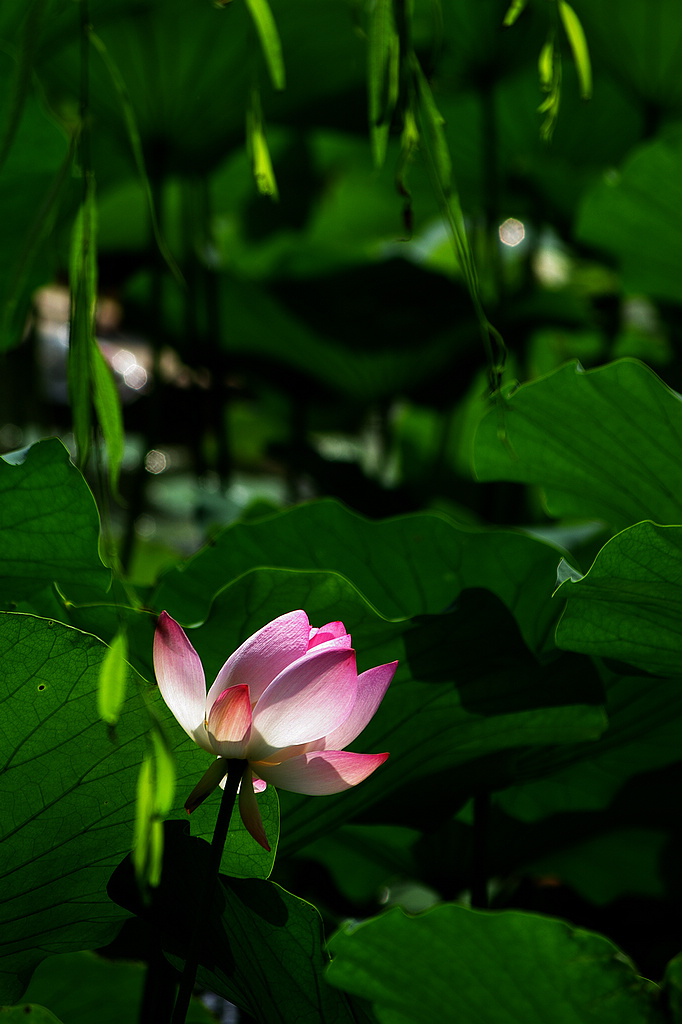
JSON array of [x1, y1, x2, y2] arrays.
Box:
[[97, 630, 129, 726], [244, 0, 286, 90], [559, 1, 592, 99]]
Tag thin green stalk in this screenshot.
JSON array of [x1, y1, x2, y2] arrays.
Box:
[[170, 758, 247, 1024]]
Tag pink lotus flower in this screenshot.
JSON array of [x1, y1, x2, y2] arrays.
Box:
[[154, 609, 396, 851]]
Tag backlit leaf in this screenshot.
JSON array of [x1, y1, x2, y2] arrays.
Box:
[[555, 522, 682, 677], [327, 903, 664, 1024], [502, 0, 528, 29], [0, 438, 110, 605], [474, 359, 682, 530], [244, 0, 286, 91], [97, 629, 128, 726], [559, 1, 592, 99]]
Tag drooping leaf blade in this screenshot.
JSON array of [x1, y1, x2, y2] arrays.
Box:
[[68, 179, 98, 469], [246, 88, 279, 199], [366, 0, 400, 168], [97, 629, 128, 725], [559, 1, 592, 99], [502, 0, 528, 28], [91, 342, 125, 496], [244, 0, 286, 91]]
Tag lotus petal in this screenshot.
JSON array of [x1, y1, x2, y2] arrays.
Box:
[[206, 609, 311, 708], [248, 647, 357, 760], [206, 684, 252, 758], [256, 749, 389, 795], [154, 611, 211, 751]]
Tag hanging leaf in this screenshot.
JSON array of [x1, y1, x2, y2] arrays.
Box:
[[244, 0, 286, 91], [559, 0, 592, 100], [537, 31, 562, 140], [538, 34, 555, 92], [91, 342, 124, 496], [133, 751, 160, 887], [502, 0, 529, 28], [246, 89, 279, 199], [367, 0, 400, 168], [133, 714, 176, 890], [68, 180, 98, 469], [97, 629, 128, 727], [67, 161, 124, 492]]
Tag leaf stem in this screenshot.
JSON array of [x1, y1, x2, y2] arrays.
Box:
[[170, 758, 247, 1024]]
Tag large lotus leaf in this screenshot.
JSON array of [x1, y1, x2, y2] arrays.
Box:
[[109, 823, 360, 1024], [555, 521, 682, 677], [576, 130, 682, 304], [0, 612, 275, 1004], [0, 439, 111, 606], [473, 359, 682, 531], [326, 904, 665, 1024], [153, 497, 565, 654], [181, 568, 605, 854]]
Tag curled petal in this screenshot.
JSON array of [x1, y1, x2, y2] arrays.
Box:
[[255, 749, 389, 795], [238, 769, 271, 851], [318, 660, 397, 751], [308, 622, 350, 649], [248, 648, 357, 761], [206, 684, 252, 758], [206, 610, 311, 708], [185, 758, 230, 813], [154, 611, 211, 751]]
